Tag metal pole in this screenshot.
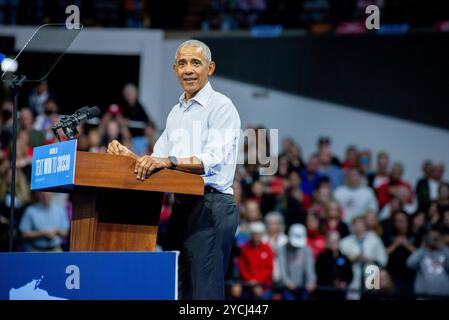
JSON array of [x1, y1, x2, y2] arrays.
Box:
[[8, 91, 19, 252], [8, 75, 26, 252]]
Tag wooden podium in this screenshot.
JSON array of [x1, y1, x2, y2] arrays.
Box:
[[56, 152, 204, 252]]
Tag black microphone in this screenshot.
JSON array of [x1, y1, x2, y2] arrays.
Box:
[[52, 106, 100, 141], [55, 106, 100, 129]]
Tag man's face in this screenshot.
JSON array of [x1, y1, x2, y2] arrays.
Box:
[[318, 139, 330, 151], [123, 86, 137, 104], [44, 100, 58, 115], [106, 120, 120, 139], [394, 212, 408, 233], [306, 214, 319, 231], [347, 169, 361, 187], [352, 219, 366, 237], [38, 192, 53, 207], [288, 171, 301, 187], [316, 185, 332, 203], [423, 161, 432, 177], [327, 232, 340, 251], [318, 147, 332, 166], [391, 164, 403, 181], [173, 46, 215, 99], [431, 164, 444, 181], [250, 232, 263, 245], [426, 231, 442, 250], [378, 154, 389, 171], [37, 81, 48, 94], [251, 181, 264, 197], [327, 201, 341, 219], [144, 124, 155, 138], [307, 156, 319, 172], [266, 217, 281, 234], [20, 109, 33, 128], [244, 201, 261, 221]]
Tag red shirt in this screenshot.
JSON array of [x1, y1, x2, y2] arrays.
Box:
[[376, 180, 413, 208], [301, 193, 312, 210], [307, 230, 326, 260], [238, 241, 274, 286]]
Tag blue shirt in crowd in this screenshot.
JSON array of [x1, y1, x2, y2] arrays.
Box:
[[19, 202, 69, 250]]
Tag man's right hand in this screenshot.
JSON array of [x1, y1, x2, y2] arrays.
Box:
[[41, 229, 57, 240], [285, 281, 297, 291], [107, 140, 137, 159]]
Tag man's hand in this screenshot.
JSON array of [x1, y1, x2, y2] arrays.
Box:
[[285, 281, 296, 291], [334, 280, 348, 289], [305, 282, 316, 293], [107, 140, 137, 159], [354, 254, 372, 264], [0, 216, 9, 225], [135, 155, 171, 180], [252, 285, 264, 298], [395, 236, 407, 245], [41, 229, 57, 240]]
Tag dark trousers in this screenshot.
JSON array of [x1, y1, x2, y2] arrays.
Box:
[[165, 190, 238, 300]]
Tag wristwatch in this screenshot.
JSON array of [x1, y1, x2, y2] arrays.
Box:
[[168, 156, 178, 169]]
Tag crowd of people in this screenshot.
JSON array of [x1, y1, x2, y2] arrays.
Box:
[[0, 0, 183, 29], [1, 80, 449, 300], [224, 135, 449, 300], [0, 80, 157, 252], [1, 0, 447, 31]]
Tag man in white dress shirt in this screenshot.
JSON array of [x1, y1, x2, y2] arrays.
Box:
[[107, 40, 241, 300]]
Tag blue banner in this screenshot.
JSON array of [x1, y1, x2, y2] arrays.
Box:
[[31, 140, 77, 191], [0, 252, 178, 300]]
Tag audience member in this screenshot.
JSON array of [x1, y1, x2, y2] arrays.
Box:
[[416, 162, 446, 212], [305, 212, 326, 259], [28, 80, 51, 116], [19, 192, 69, 252], [383, 211, 417, 294], [238, 221, 274, 299], [317, 145, 344, 190], [262, 212, 288, 283], [323, 200, 350, 238], [377, 162, 414, 210], [316, 231, 353, 299], [334, 168, 378, 225], [277, 224, 316, 300], [407, 227, 449, 297], [367, 151, 390, 189], [340, 216, 387, 299]]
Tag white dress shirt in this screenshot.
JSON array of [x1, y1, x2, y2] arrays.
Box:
[[152, 82, 241, 194], [429, 179, 440, 200]]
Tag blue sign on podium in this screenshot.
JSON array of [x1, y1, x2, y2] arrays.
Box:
[[31, 140, 78, 190], [0, 252, 178, 300]]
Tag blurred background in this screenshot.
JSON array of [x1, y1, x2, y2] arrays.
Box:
[[1, 0, 449, 300]]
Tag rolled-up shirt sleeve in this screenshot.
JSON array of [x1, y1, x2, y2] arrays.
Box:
[[151, 128, 170, 158], [194, 102, 241, 176]]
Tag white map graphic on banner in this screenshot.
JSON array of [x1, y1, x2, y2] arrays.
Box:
[[9, 277, 67, 300]]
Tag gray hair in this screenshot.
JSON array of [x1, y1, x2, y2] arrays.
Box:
[[175, 39, 212, 63], [264, 211, 285, 232]]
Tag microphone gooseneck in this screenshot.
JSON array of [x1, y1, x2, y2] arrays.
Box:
[[52, 106, 100, 141]]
